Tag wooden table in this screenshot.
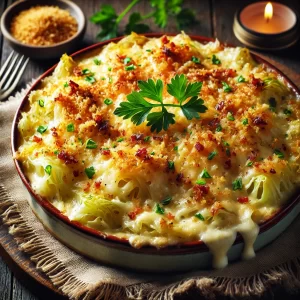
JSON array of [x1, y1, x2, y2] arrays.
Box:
[[0, 1, 300, 299]]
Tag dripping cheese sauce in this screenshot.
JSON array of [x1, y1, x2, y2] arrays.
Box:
[[16, 33, 300, 268]]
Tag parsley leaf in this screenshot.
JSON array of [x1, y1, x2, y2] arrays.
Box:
[[37, 125, 48, 134], [125, 12, 150, 34], [85, 166, 95, 179], [45, 165, 52, 175], [232, 178, 243, 190], [67, 123, 75, 132], [86, 139, 98, 149], [139, 78, 163, 102], [222, 81, 232, 92], [212, 54, 221, 65]]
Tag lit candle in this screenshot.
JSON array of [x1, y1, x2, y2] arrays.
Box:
[[233, 1, 299, 50]]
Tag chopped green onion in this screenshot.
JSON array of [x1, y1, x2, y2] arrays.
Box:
[[124, 57, 131, 64], [85, 166, 95, 179], [225, 148, 231, 156], [144, 136, 151, 142], [216, 125, 222, 132], [227, 112, 235, 121], [44, 165, 52, 175], [200, 168, 212, 178], [125, 64, 136, 71], [94, 58, 101, 65], [86, 139, 97, 149], [161, 196, 172, 206], [237, 75, 246, 83], [54, 150, 59, 155], [146, 49, 152, 52], [64, 82, 69, 87], [242, 118, 248, 125], [117, 137, 124, 142], [150, 151, 155, 155], [168, 161, 175, 170], [212, 54, 221, 65], [223, 140, 230, 146], [108, 77, 113, 83], [174, 145, 178, 151], [104, 98, 113, 105], [78, 138, 83, 145], [222, 82, 232, 93], [108, 67, 112, 71], [283, 108, 292, 116], [195, 213, 205, 221], [191, 56, 200, 64], [38, 99, 44, 107], [37, 125, 48, 134], [155, 203, 165, 215], [274, 149, 284, 159], [208, 151, 217, 160], [85, 76, 96, 84], [196, 179, 206, 185], [246, 161, 253, 167], [67, 123, 74, 132], [82, 69, 91, 75], [232, 178, 243, 190]]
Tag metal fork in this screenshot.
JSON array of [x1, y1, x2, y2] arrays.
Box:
[[0, 51, 29, 101]]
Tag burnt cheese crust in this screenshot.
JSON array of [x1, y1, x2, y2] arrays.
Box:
[[16, 33, 300, 268]]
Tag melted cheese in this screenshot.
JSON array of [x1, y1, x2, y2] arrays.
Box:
[[16, 33, 300, 268]]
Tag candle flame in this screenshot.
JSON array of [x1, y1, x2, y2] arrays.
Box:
[[264, 2, 273, 21]]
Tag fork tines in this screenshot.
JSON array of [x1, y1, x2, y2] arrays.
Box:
[[0, 51, 29, 101]]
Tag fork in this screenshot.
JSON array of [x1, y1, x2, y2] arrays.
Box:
[[0, 51, 29, 101]]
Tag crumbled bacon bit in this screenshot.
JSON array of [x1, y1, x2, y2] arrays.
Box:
[[69, 80, 79, 94], [33, 135, 42, 143], [117, 150, 124, 157], [210, 201, 223, 216], [131, 133, 144, 142], [176, 173, 184, 183], [52, 131, 58, 137], [270, 168, 276, 174], [215, 101, 225, 111], [101, 149, 111, 156], [135, 148, 150, 160], [282, 144, 287, 151], [128, 207, 143, 220], [250, 75, 264, 89], [58, 150, 78, 164], [193, 184, 210, 201], [95, 116, 109, 131], [153, 136, 163, 141], [162, 46, 172, 56], [117, 54, 126, 60], [166, 212, 175, 220], [73, 170, 79, 177], [84, 182, 90, 192], [224, 159, 231, 170], [208, 118, 220, 130], [195, 142, 204, 152], [253, 116, 267, 126], [73, 66, 82, 76], [160, 218, 167, 228], [94, 181, 101, 189], [248, 150, 258, 161], [237, 197, 249, 204], [161, 35, 169, 44]]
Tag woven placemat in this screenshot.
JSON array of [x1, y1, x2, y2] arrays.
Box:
[[0, 57, 300, 300]]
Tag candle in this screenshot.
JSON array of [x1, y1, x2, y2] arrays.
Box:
[[233, 1, 299, 50]]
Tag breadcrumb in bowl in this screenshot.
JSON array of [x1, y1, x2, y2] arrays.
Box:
[[0, 0, 86, 59]]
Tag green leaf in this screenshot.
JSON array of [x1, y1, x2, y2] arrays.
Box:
[[117, 137, 124, 142], [181, 96, 207, 120], [82, 69, 91, 75], [195, 212, 205, 221], [207, 151, 217, 160], [200, 168, 212, 178], [37, 125, 48, 134], [64, 82, 69, 87], [125, 12, 150, 34], [155, 203, 165, 214], [227, 112, 235, 121], [138, 78, 163, 102], [125, 64, 136, 71], [146, 108, 175, 133], [85, 166, 95, 179], [85, 76, 96, 84], [168, 161, 175, 170], [94, 58, 101, 65], [90, 5, 117, 24], [212, 54, 221, 65], [242, 118, 248, 125], [196, 179, 206, 185], [124, 57, 131, 65], [283, 108, 292, 116], [86, 139, 98, 149], [176, 8, 197, 30], [191, 56, 200, 64], [274, 149, 284, 159], [151, 0, 168, 28], [237, 75, 246, 83], [232, 178, 243, 190], [161, 196, 172, 206], [45, 165, 52, 175], [67, 123, 74, 132], [215, 125, 222, 132], [222, 81, 232, 92]]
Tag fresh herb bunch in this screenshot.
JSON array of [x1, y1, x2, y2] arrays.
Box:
[[114, 74, 207, 133], [90, 0, 197, 41]]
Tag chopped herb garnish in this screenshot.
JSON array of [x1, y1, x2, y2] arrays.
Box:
[[237, 75, 246, 83], [67, 123, 74, 132], [283, 108, 292, 116], [155, 203, 165, 214], [174, 145, 178, 151], [223, 140, 230, 146], [208, 151, 217, 160], [94, 58, 101, 65], [227, 112, 235, 121], [146, 49, 152, 52], [150, 151, 155, 155], [54, 150, 59, 155], [216, 125, 222, 132], [82, 69, 91, 75], [86, 139, 97, 149], [85, 166, 95, 179], [85, 76, 96, 84], [269, 97, 277, 111], [38, 99, 44, 107], [232, 178, 243, 190], [64, 82, 69, 87], [117, 137, 124, 142], [108, 77, 113, 83], [195, 213, 205, 221], [242, 118, 248, 125], [125, 64, 136, 71], [104, 98, 113, 105], [196, 179, 206, 185], [246, 161, 253, 167], [124, 57, 131, 64], [274, 149, 284, 159], [78, 138, 83, 145], [108, 67, 112, 71], [114, 74, 207, 133], [212, 54, 221, 65], [222, 82, 232, 93], [191, 56, 200, 64], [44, 165, 52, 175], [101, 77, 106, 80], [144, 136, 151, 142], [225, 148, 231, 156], [200, 168, 212, 178], [161, 196, 172, 206], [168, 161, 175, 170], [37, 125, 48, 134]]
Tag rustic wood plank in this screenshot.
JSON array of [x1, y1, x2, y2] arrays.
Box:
[[0, 257, 12, 300], [12, 278, 38, 300]]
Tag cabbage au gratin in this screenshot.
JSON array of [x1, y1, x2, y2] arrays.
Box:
[[16, 33, 300, 268]]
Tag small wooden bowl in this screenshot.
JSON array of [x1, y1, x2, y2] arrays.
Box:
[[0, 0, 86, 60]]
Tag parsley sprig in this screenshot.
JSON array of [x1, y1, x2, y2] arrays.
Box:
[[114, 74, 207, 133]]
